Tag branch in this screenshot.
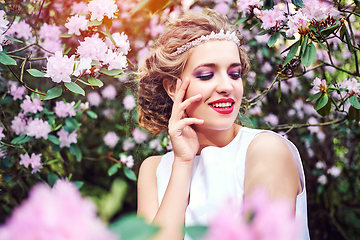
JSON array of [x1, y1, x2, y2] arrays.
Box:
[[321, 61, 360, 77], [248, 74, 280, 107]]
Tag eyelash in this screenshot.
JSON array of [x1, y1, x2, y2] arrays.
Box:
[[197, 72, 214, 80], [196, 70, 242, 80], [229, 71, 242, 79]]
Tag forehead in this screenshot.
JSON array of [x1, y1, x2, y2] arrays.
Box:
[[185, 40, 241, 69]]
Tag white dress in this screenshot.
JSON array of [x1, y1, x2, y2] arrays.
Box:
[[156, 127, 310, 240]]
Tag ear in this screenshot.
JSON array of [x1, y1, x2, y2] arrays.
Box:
[[163, 78, 176, 101]]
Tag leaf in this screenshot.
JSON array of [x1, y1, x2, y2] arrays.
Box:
[[314, 37, 329, 52], [108, 163, 122, 176], [109, 214, 159, 240], [11, 135, 32, 145], [263, 0, 274, 10], [348, 106, 360, 123], [70, 144, 82, 162], [65, 118, 81, 132], [0, 52, 16, 65], [235, 17, 248, 25], [47, 172, 59, 187], [99, 68, 124, 76], [86, 110, 98, 119], [344, 27, 354, 54], [350, 95, 360, 109], [267, 31, 280, 47], [60, 33, 73, 38], [301, 42, 316, 68], [47, 135, 61, 145], [320, 24, 340, 38], [44, 86, 62, 100], [124, 167, 137, 181], [88, 77, 104, 87], [340, 25, 346, 41], [44, 159, 60, 165], [283, 40, 300, 68], [314, 93, 329, 111], [72, 181, 84, 189], [316, 99, 331, 117], [292, 0, 304, 8], [130, 0, 171, 15], [5, 35, 23, 43], [64, 82, 85, 96], [300, 35, 309, 56], [27, 69, 46, 77], [185, 226, 208, 240], [0, 96, 13, 105], [91, 60, 101, 66], [87, 19, 102, 27], [237, 112, 254, 128], [306, 91, 323, 102], [2, 173, 12, 184], [258, 29, 270, 36]]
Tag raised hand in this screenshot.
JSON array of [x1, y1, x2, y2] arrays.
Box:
[[168, 77, 204, 162]]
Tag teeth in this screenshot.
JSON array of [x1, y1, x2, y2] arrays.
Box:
[[211, 102, 233, 108]]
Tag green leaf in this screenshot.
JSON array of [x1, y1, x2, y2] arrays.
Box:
[[237, 112, 254, 128], [235, 17, 248, 25], [64, 82, 85, 96], [300, 35, 309, 56], [11, 135, 32, 144], [48, 135, 61, 145], [314, 93, 329, 111], [340, 25, 346, 41], [314, 37, 329, 52], [185, 226, 208, 240], [306, 92, 323, 102], [301, 42, 316, 68], [2, 173, 12, 184], [65, 118, 81, 132], [0, 96, 13, 105], [5, 35, 23, 43], [88, 77, 104, 87], [280, 31, 295, 40], [72, 181, 84, 189], [109, 214, 159, 240], [91, 60, 101, 66], [0, 52, 16, 65], [283, 40, 300, 67], [99, 68, 124, 76], [60, 33, 73, 38], [344, 27, 354, 54], [27, 69, 46, 77], [348, 106, 360, 123], [356, 0, 360, 7], [292, 0, 304, 8], [263, 0, 274, 10], [267, 31, 280, 47], [320, 24, 340, 38], [1, 157, 16, 169], [124, 167, 137, 181], [108, 163, 122, 176], [70, 144, 82, 162], [316, 99, 331, 117], [47, 172, 59, 187], [87, 19, 102, 27], [44, 86, 62, 100], [86, 110, 98, 119], [350, 95, 360, 109], [258, 29, 270, 36], [44, 159, 60, 165]]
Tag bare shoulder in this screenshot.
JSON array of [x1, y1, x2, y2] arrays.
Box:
[[245, 132, 301, 203], [139, 155, 163, 176]]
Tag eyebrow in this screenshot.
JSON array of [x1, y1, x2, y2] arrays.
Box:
[[194, 62, 241, 71]]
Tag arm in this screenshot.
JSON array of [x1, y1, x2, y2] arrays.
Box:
[[244, 132, 302, 212], [137, 78, 204, 240]]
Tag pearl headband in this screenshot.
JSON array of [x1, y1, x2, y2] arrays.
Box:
[[171, 29, 241, 56]]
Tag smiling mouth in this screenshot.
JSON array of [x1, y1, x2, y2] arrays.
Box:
[[210, 102, 234, 108]]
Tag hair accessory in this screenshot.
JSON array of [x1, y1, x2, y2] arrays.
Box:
[[172, 29, 240, 56]]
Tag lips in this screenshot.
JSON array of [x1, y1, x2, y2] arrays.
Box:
[[209, 98, 235, 114]]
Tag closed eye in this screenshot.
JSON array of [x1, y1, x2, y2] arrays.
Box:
[[229, 71, 241, 80], [196, 72, 214, 80]]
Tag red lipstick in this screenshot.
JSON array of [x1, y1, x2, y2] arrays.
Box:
[[209, 98, 235, 114]]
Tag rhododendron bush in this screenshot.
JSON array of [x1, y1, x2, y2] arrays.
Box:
[[0, 0, 360, 239]]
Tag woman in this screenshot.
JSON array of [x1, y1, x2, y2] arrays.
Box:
[[137, 9, 310, 240]]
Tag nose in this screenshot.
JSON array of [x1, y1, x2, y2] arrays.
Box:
[[216, 72, 233, 95]]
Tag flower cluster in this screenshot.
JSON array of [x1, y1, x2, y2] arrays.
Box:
[[54, 101, 76, 118], [0, 180, 117, 240], [57, 128, 78, 148], [19, 153, 43, 174]]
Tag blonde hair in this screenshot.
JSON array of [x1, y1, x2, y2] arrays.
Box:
[[137, 9, 250, 135]]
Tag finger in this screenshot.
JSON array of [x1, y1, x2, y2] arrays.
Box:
[[174, 77, 189, 105], [169, 118, 204, 135], [171, 93, 202, 120]]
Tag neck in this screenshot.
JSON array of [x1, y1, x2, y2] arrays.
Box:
[[195, 124, 242, 155]]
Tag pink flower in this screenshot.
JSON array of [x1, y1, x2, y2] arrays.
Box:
[[0, 180, 117, 240], [236, 0, 263, 13], [57, 128, 77, 148], [88, 0, 118, 21], [107, 32, 130, 55], [39, 38, 63, 57], [20, 95, 43, 114], [65, 15, 88, 36], [45, 51, 75, 83], [103, 49, 127, 70], [122, 95, 136, 110], [146, 15, 165, 38], [214, 2, 230, 15], [315, 161, 326, 169], [71, 1, 89, 15], [73, 57, 92, 77], [318, 175, 327, 185], [87, 92, 102, 107], [120, 154, 134, 168], [307, 116, 319, 134], [11, 113, 27, 135], [103, 131, 119, 148], [77, 34, 108, 62], [302, 0, 340, 22], [8, 82, 26, 100], [149, 139, 163, 152], [19, 153, 43, 174], [339, 78, 360, 94], [0, 10, 9, 32], [263, 113, 279, 126], [38, 23, 62, 41], [312, 77, 327, 92], [123, 138, 135, 151], [327, 166, 341, 177], [101, 85, 117, 100], [0, 126, 5, 140], [286, 12, 310, 38], [26, 118, 51, 139], [7, 20, 32, 40], [0, 149, 5, 157], [54, 101, 76, 118], [132, 128, 148, 144]]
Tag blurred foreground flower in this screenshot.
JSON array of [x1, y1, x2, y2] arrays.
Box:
[[0, 180, 117, 240], [202, 188, 302, 240]]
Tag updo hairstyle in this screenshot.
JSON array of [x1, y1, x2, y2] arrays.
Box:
[[137, 9, 250, 135]]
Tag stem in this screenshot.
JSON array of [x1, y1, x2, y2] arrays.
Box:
[[6, 43, 37, 54], [346, 17, 359, 75], [342, 10, 360, 18], [34, 0, 47, 43], [321, 61, 360, 77], [248, 74, 280, 108]]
